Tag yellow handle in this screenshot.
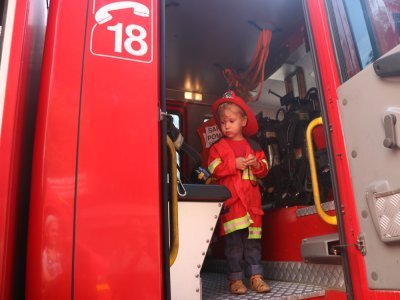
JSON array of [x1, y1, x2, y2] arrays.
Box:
[[306, 117, 337, 225], [167, 136, 179, 266]]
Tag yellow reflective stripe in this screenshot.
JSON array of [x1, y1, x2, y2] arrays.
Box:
[[248, 227, 262, 239], [223, 213, 253, 234], [242, 168, 255, 181], [208, 158, 222, 174]]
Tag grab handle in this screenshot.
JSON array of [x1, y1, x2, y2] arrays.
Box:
[[373, 51, 400, 77], [167, 136, 179, 266], [306, 117, 337, 225]]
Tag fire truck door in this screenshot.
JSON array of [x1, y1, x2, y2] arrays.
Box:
[[337, 44, 400, 290]]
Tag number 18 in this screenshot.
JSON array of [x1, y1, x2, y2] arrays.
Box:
[[107, 23, 148, 56]]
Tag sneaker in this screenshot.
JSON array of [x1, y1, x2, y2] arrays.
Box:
[[250, 275, 271, 293], [229, 280, 247, 294]]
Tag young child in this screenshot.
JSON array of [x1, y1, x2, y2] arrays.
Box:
[[208, 91, 271, 294]]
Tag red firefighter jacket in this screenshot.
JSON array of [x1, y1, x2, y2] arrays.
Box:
[[208, 138, 268, 238]]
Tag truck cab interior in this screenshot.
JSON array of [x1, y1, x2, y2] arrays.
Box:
[[165, 0, 344, 299]]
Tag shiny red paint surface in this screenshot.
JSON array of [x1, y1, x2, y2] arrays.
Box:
[[26, 0, 87, 298], [324, 290, 348, 300], [27, 0, 163, 299], [262, 206, 337, 261], [0, 0, 46, 299], [312, 125, 326, 150], [74, 0, 162, 299], [306, 0, 400, 298]]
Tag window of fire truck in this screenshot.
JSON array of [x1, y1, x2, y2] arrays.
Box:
[[344, 0, 376, 68], [328, 0, 400, 82]]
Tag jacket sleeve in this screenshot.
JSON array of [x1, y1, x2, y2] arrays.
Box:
[[251, 149, 269, 178], [208, 144, 237, 179]]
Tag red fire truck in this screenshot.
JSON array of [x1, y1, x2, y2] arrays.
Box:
[[1, 0, 400, 299]]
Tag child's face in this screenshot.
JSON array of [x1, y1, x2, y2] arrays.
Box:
[[218, 104, 247, 141]]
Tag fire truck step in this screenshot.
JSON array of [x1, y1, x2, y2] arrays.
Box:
[[201, 272, 325, 299], [202, 259, 345, 290]]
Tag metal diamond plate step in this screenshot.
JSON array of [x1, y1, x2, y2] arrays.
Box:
[[202, 259, 346, 290], [201, 272, 325, 300]]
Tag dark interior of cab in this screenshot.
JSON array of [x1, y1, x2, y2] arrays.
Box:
[[165, 0, 344, 299]]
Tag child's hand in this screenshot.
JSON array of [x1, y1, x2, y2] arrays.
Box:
[[245, 154, 261, 170], [235, 157, 248, 171]]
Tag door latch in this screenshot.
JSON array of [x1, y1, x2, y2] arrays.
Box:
[[330, 232, 366, 256]]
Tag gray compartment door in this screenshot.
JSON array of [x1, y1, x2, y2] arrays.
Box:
[[338, 45, 400, 290]]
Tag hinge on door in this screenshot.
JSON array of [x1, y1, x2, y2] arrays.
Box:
[[356, 232, 367, 256], [330, 232, 367, 256]]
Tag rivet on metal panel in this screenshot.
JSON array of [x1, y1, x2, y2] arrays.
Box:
[[342, 98, 348, 106], [351, 150, 357, 158], [361, 210, 368, 218]]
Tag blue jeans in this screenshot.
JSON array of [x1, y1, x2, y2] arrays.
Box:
[[224, 228, 263, 281]]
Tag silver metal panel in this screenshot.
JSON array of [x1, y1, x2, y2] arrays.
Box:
[[202, 259, 345, 290], [296, 201, 336, 217], [301, 233, 341, 264], [170, 202, 222, 300], [263, 262, 345, 290], [337, 44, 400, 289], [202, 272, 325, 300], [367, 188, 400, 242]]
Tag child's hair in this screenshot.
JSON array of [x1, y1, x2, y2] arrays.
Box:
[[217, 102, 247, 118]]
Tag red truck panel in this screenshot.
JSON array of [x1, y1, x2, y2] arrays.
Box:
[[74, 0, 162, 299], [0, 0, 46, 299], [262, 207, 337, 261], [26, 0, 86, 298], [26, 0, 163, 299]]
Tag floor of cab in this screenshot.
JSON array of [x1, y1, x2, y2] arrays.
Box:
[[201, 272, 325, 300]]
